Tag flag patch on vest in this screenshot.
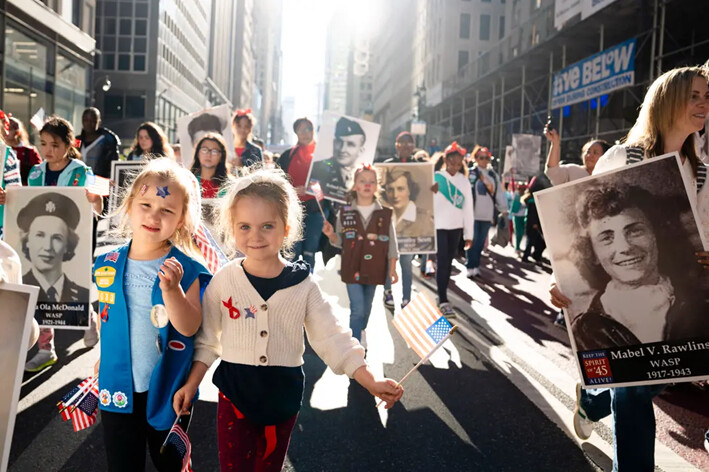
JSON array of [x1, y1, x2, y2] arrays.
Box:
[[104, 252, 119, 263]]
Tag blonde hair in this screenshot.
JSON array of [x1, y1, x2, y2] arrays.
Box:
[[626, 66, 709, 175], [114, 157, 202, 259], [218, 167, 303, 258], [345, 165, 380, 204]]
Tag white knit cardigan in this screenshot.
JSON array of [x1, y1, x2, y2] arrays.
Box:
[[194, 259, 366, 378]]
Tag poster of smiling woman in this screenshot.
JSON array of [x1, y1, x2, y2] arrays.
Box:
[[306, 111, 381, 203], [4, 187, 92, 329], [536, 153, 709, 388]]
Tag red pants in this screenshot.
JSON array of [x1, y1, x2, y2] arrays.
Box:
[[217, 392, 297, 472]]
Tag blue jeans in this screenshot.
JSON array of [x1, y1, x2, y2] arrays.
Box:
[[346, 283, 377, 341], [293, 208, 328, 273], [384, 254, 413, 302], [580, 385, 665, 472], [466, 220, 492, 269]]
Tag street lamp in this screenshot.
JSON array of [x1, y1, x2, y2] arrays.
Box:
[[91, 75, 111, 104]]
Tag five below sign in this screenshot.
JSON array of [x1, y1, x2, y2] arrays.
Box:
[[551, 38, 636, 109]]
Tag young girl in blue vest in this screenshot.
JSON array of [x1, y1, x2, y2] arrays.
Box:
[[173, 168, 403, 471], [432, 143, 474, 317], [20, 116, 104, 371], [94, 158, 212, 471], [321, 164, 399, 343]]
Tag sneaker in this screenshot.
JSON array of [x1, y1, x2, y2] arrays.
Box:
[[467, 267, 481, 277], [466, 268, 475, 277], [83, 311, 100, 348], [704, 429, 709, 454], [25, 349, 58, 372], [425, 260, 436, 276], [401, 299, 410, 309], [383, 289, 394, 309], [439, 302, 456, 319], [573, 382, 595, 440]]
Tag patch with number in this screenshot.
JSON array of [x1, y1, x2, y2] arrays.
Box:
[[99, 389, 111, 406], [112, 391, 128, 408], [94, 266, 116, 288], [98, 291, 115, 304]]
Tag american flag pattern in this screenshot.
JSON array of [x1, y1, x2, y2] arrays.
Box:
[[309, 181, 325, 201], [58, 377, 99, 432], [194, 223, 227, 274], [164, 423, 192, 472], [392, 293, 453, 359]]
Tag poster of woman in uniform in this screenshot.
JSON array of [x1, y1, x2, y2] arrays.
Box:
[[536, 153, 709, 387], [511, 133, 542, 177], [4, 187, 93, 329], [375, 162, 436, 253], [177, 104, 235, 168], [306, 111, 381, 203]]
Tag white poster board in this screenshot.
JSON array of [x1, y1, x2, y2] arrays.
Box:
[[0, 283, 39, 472]]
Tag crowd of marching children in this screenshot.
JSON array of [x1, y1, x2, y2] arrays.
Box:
[[0, 62, 707, 472]]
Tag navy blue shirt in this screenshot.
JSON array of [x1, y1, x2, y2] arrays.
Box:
[[213, 260, 311, 425], [44, 162, 70, 186]]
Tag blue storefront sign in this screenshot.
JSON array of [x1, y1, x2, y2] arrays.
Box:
[[551, 38, 636, 109]]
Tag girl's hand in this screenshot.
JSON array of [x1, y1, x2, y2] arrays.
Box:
[[159, 257, 184, 293], [389, 268, 399, 285], [85, 189, 101, 204], [94, 357, 100, 378], [369, 379, 404, 409], [322, 220, 335, 238], [173, 382, 198, 415], [550, 282, 571, 309], [697, 251, 709, 270], [0, 187, 5, 205], [463, 240, 472, 251], [431, 182, 439, 193], [544, 127, 560, 144]]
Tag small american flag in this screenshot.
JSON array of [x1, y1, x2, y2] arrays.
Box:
[[163, 423, 192, 472], [308, 181, 325, 201], [58, 377, 99, 431], [392, 293, 453, 359], [194, 223, 226, 274], [85, 174, 111, 196]]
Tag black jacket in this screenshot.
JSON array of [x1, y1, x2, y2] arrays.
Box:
[[240, 141, 263, 167], [78, 127, 121, 178]]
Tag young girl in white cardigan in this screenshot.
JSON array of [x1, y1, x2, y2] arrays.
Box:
[[173, 168, 403, 471]]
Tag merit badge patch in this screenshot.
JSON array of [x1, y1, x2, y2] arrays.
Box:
[[364, 254, 373, 260], [378, 235, 389, 242], [94, 266, 116, 288], [168, 340, 186, 351], [29, 168, 42, 180], [366, 233, 377, 240], [222, 297, 240, 319], [112, 391, 128, 408], [99, 389, 111, 406], [344, 230, 356, 239]]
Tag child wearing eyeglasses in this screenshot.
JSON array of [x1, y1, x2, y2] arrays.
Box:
[[189, 132, 233, 198]]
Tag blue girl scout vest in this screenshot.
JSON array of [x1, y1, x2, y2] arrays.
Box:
[[28, 159, 90, 187], [94, 242, 212, 430]]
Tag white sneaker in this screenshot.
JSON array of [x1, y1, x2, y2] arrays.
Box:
[[83, 311, 100, 348], [466, 268, 475, 277], [573, 382, 595, 440], [25, 349, 58, 372], [439, 302, 456, 319]]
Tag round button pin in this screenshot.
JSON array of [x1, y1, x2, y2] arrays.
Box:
[[150, 304, 169, 328], [260, 355, 268, 363]]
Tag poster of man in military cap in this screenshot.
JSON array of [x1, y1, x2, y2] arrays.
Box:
[[306, 111, 381, 203], [3, 187, 92, 328]]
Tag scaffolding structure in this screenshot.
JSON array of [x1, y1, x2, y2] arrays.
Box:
[[422, 0, 709, 172]]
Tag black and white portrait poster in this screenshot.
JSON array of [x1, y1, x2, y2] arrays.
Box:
[[177, 104, 235, 168], [375, 162, 436, 254], [306, 111, 381, 203], [4, 187, 93, 329], [0, 282, 39, 472], [536, 153, 709, 387], [510, 134, 542, 177], [109, 160, 144, 214]]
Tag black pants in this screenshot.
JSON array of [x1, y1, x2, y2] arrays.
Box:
[[436, 228, 463, 304], [101, 391, 183, 472], [523, 227, 546, 262]]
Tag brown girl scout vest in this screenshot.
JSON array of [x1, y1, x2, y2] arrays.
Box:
[[339, 206, 393, 285]]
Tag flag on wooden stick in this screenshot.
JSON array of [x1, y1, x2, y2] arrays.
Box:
[[392, 293, 453, 359]]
